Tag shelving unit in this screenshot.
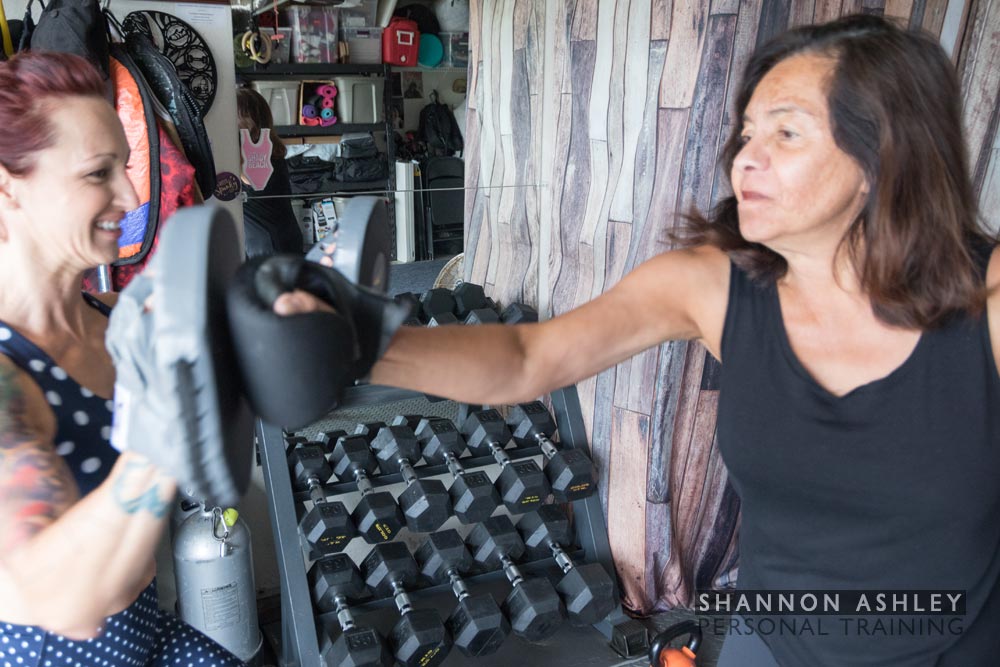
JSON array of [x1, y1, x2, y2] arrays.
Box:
[[237, 62, 399, 255], [256, 384, 649, 666]]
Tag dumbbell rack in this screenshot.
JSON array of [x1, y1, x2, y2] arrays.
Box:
[[257, 384, 649, 666]]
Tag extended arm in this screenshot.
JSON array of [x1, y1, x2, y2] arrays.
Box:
[[370, 246, 730, 404]]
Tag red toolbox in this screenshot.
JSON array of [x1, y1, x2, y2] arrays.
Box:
[[382, 17, 419, 66]]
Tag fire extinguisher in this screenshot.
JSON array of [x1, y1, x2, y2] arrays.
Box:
[[649, 620, 701, 666], [173, 506, 263, 664]]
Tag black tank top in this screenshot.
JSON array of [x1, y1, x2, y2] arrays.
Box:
[[717, 246, 1000, 666]]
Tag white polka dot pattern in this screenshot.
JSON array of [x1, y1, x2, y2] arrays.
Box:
[[0, 328, 10, 341], [50, 367, 68, 381], [0, 583, 245, 667], [79, 458, 102, 474]]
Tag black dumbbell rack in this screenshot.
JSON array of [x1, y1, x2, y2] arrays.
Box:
[[256, 384, 649, 666]]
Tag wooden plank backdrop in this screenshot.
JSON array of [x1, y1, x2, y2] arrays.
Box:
[[464, 0, 1000, 614]]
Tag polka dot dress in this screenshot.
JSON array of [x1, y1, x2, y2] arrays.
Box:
[[0, 296, 246, 667], [0, 582, 244, 667]]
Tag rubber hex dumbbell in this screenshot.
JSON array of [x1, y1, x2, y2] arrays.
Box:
[[507, 402, 597, 503], [461, 409, 549, 513], [361, 542, 453, 667], [416, 417, 500, 524], [390, 414, 423, 432], [369, 424, 452, 533], [517, 505, 618, 624], [354, 422, 387, 443], [452, 282, 487, 319], [288, 445, 356, 557], [308, 554, 393, 667], [415, 530, 510, 657], [420, 288, 456, 322], [466, 516, 565, 641], [317, 429, 348, 461], [331, 435, 405, 544], [463, 308, 501, 325], [501, 303, 538, 324]]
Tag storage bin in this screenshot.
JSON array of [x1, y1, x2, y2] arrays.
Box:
[[287, 6, 339, 63], [343, 27, 383, 64], [250, 80, 299, 126], [439, 31, 469, 68], [334, 75, 384, 123], [268, 27, 293, 65]]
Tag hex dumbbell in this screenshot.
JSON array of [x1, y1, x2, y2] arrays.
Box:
[[466, 516, 565, 641], [451, 282, 487, 319], [415, 530, 510, 657], [361, 542, 452, 667], [420, 288, 456, 322], [416, 417, 500, 524], [331, 434, 405, 544], [288, 444, 356, 557], [508, 402, 597, 502], [517, 505, 618, 624], [308, 554, 393, 667], [369, 424, 452, 533], [501, 303, 538, 324], [461, 409, 549, 513]]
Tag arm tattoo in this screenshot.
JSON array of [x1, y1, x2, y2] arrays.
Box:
[[111, 459, 171, 518], [0, 364, 78, 550]]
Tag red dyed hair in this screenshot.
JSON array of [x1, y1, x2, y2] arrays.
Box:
[[0, 51, 106, 177]]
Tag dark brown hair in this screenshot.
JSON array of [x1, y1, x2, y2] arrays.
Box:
[[681, 14, 994, 329], [237, 87, 287, 161], [0, 51, 106, 177]]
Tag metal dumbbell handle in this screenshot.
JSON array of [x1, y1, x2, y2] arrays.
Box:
[[333, 593, 357, 632], [499, 554, 525, 588], [390, 579, 415, 616], [548, 541, 576, 575], [354, 469, 376, 498], [528, 431, 562, 461], [399, 458, 419, 486], [307, 476, 327, 507], [447, 568, 470, 602], [488, 440, 514, 468], [444, 451, 467, 479]]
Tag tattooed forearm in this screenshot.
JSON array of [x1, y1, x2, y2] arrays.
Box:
[[111, 459, 171, 518]]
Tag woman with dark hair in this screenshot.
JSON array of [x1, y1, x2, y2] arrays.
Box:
[[279, 13, 998, 665], [236, 87, 303, 259], [0, 51, 243, 666]]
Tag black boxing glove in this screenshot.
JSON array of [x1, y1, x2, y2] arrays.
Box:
[[226, 255, 408, 428]]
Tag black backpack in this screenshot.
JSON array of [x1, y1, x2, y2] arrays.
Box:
[[23, 0, 113, 101], [418, 92, 464, 157]]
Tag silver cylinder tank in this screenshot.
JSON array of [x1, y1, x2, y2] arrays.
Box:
[[173, 507, 263, 663]]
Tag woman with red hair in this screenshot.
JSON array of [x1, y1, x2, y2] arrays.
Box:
[[0, 51, 243, 667]]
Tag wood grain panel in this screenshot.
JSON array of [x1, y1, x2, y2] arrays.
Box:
[[922, 0, 950, 35], [660, 1, 710, 108], [607, 408, 652, 610], [884, 0, 915, 21], [679, 14, 738, 214], [813, 0, 845, 22], [652, 0, 673, 39], [959, 0, 1000, 194], [789, 0, 818, 25]]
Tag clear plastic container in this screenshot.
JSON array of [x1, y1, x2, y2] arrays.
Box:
[[439, 31, 469, 69], [342, 26, 383, 64], [287, 6, 339, 63]]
